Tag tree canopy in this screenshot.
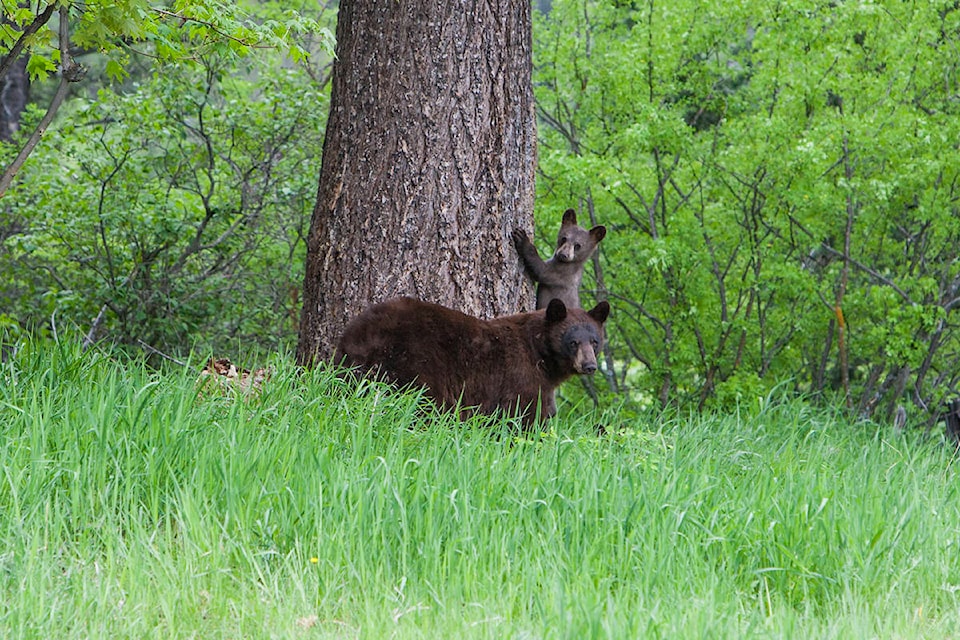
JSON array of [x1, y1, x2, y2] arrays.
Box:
[[2, 1, 326, 83]]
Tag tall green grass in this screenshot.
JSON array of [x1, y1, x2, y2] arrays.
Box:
[[1, 339, 958, 638]]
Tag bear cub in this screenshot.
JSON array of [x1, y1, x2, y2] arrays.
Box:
[[335, 296, 609, 427], [512, 208, 606, 310]]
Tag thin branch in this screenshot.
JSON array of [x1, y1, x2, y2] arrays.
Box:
[[152, 8, 273, 49], [0, 6, 84, 199], [814, 242, 915, 305], [136, 339, 188, 367], [0, 3, 57, 84], [82, 304, 109, 351], [82, 265, 140, 351]]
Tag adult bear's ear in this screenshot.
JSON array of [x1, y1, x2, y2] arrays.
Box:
[[588, 301, 610, 324], [546, 298, 567, 323], [561, 208, 577, 226]]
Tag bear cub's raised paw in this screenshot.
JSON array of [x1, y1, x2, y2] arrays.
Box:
[[514, 208, 606, 310]]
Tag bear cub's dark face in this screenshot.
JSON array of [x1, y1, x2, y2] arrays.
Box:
[[546, 298, 609, 375], [553, 209, 607, 264]]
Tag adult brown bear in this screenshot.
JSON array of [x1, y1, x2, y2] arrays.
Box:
[[335, 296, 609, 427]]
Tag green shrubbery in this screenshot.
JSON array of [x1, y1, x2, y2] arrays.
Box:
[[534, 1, 960, 425], [1, 57, 325, 356]]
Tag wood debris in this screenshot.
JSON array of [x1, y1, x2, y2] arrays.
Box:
[[198, 357, 269, 395]]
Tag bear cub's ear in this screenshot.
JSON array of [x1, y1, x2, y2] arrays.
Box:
[[588, 301, 610, 324], [590, 225, 607, 242], [561, 209, 577, 226], [546, 298, 568, 323]]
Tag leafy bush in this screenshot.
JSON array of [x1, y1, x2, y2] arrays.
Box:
[[1, 57, 326, 356], [534, 0, 960, 425]]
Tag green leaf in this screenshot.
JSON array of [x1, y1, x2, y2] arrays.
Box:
[[25, 53, 57, 80], [105, 58, 127, 82]]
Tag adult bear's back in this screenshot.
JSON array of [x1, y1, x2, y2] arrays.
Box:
[[334, 296, 608, 426], [335, 297, 494, 382]]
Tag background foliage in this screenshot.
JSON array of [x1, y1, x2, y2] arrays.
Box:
[[3, 61, 325, 354], [4, 1, 960, 428], [1, 1, 332, 356], [534, 0, 960, 426]]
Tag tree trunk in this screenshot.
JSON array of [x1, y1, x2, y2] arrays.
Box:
[[0, 55, 28, 141], [296, 0, 537, 366]]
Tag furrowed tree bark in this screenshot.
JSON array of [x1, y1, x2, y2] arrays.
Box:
[[297, 0, 537, 366]]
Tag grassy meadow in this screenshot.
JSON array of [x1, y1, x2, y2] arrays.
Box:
[[1, 340, 959, 639]]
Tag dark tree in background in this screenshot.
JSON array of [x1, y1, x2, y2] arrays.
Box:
[[0, 56, 28, 141], [297, 0, 537, 365], [0, 5, 36, 143]]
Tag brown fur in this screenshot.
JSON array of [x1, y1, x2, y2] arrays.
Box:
[[512, 208, 607, 310], [334, 296, 610, 427]]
